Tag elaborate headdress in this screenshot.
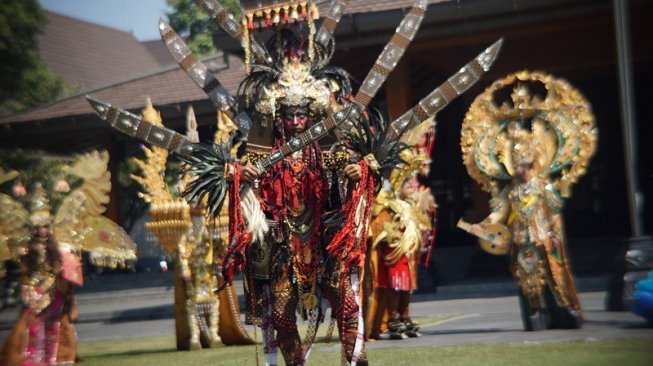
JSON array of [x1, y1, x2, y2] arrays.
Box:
[[461, 71, 597, 196], [240, 1, 320, 71], [254, 58, 334, 118]]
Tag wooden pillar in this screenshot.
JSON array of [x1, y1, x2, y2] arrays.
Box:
[[384, 58, 412, 120]]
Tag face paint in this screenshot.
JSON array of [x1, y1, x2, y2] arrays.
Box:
[[281, 106, 309, 136]]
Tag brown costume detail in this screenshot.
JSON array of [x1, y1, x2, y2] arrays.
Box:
[[217, 279, 254, 345], [364, 209, 392, 339]]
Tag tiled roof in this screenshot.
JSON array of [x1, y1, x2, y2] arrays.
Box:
[[4, 1, 452, 124], [0, 54, 245, 124], [39, 12, 165, 91], [319, 0, 450, 14], [141, 39, 176, 67]]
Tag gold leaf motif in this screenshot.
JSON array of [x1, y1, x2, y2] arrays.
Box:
[[461, 71, 597, 194]]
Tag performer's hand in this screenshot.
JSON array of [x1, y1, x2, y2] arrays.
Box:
[[241, 162, 262, 184], [344, 163, 362, 181], [471, 224, 484, 236]]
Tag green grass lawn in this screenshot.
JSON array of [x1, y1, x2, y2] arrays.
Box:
[[78, 335, 653, 366], [77, 313, 652, 366]]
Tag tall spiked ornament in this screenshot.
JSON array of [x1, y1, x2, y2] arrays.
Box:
[[158, 20, 253, 135], [159, 20, 234, 113], [194, 0, 269, 64], [315, 0, 349, 48], [389, 38, 504, 142], [186, 105, 199, 143], [353, 0, 427, 108]]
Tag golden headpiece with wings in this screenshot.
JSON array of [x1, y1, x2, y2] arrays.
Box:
[[0, 151, 137, 267], [255, 59, 335, 118], [461, 71, 598, 196]]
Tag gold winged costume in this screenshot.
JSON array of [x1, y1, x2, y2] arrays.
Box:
[[0, 151, 137, 365], [460, 71, 597, 330]]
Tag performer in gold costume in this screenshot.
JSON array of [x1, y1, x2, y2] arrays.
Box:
[[131, 99, 252, 350], [0, 153, 137, 365], [366, 148, 435, 340], [459, 71, 597, 330]]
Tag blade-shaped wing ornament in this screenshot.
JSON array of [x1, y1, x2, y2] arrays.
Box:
[[159, 20, 253, 135], [315, 0, 350, 48], [87, 96, 194, 155], [159, 20, 235, 112], [388, 38, 504, 141], [353, 0, 428, 108], [195, 0, 269, 63]]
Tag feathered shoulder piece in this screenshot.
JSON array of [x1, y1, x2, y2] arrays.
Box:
[[341, 107, 408, 182], [178, 142, 234, 218]]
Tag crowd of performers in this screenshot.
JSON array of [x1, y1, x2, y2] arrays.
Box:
[[0, 1, 599, 365]]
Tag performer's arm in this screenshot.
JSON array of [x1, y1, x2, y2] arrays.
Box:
[[472, 186, 510, 232]]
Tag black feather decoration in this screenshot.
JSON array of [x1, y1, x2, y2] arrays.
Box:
[[177, 142, 232, 218], [340, 106, 409, 180]]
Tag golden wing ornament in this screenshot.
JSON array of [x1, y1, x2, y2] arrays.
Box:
[[54, 150, 136, 267], [77, 216, 137, 268], [0, 192, 31, 261], [0, 167, 19, 185], [54, 150, 111, 250]]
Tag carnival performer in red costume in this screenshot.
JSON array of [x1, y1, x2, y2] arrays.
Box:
[[85, 1, 502, 363]]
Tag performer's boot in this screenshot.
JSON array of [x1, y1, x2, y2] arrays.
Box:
[[564, 306, 583, 329], [528, 310, 546, 331], [276, 327, 303, 365], [403, 317, 420, 337], [188, 307, 202, 350], [398, 292, 419, 337], [379, 316, 406, 340]]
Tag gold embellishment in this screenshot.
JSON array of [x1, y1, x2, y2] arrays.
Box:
[[461, 71, 597, 195], [255, 59, 332, 116], [1, 151, 137, 268], [301, 292, 318, 310], [389, 149, 428, 191], [363, 154, 380, 172]]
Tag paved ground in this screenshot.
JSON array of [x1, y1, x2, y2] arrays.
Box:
[[1, 274, 651, 348]]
